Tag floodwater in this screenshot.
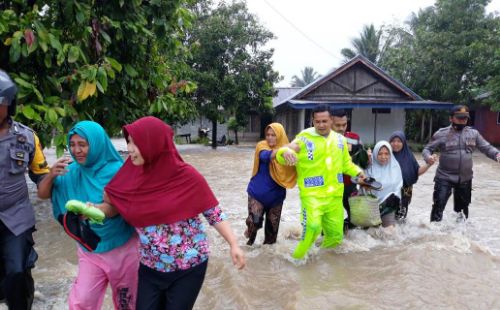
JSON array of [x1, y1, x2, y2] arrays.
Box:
[[6, 142, 500, 309]]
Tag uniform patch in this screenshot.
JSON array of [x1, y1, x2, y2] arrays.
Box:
[[337, 135, 344, 149], [337, 173, 343, 183], [15, 151, 25, 159], [300, 136, 315, 160], [17, 134, 27, 143], [304, 176, 324, 187]]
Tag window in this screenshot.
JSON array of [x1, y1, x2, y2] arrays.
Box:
[[497, 112, 500, 125]]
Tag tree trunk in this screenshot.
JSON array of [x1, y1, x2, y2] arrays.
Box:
[[211, 119, 217, 149], [234, 130, 239, 145]]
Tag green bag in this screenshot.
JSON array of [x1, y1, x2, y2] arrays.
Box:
[[348, 190, 381, 227], [65, 200, 105, 225]]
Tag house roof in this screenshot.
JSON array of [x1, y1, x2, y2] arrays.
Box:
[[276, 55, 453, 110], [273, 87, 301, 107]]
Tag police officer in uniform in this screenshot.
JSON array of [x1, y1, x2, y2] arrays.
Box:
[[0, 70, 49, 309], [423, 105, 500, 222]]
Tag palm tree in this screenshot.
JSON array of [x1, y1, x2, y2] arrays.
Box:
[[341, 24, 390, 64], [291, 67, 320, 87]]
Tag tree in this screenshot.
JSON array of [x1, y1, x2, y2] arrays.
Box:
[[291, 66, 319, 87], [380, 0, 500, 140], [188, 0, 280, 148], [340, 24, 390, 64], [0, 1, 197, 154]]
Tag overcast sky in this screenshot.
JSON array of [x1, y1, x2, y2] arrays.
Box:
[[244, 0, 500, 86]]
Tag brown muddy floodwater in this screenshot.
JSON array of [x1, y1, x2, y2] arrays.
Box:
[[6, 141, 500, 309]]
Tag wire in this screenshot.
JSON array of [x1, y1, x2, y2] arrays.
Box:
[[262, 0, 343, 61]]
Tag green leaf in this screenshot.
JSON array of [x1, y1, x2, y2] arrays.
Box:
[[32, 86, 43, 103], [56, 51, 65, 66], [21, 42, 28, 57], [105, 66, 115, 79], [54, 107, 66, 116], [100, 30, 111, 44], [21, 105, 36, 120], [39, 40, 48, 52], [47, 109, 58, 123], [44, 53, 52, 68], [44, 96, 60, 105], [124, 64, 138, 77], [13, 77, 33, 88], [9, 40, 20, 62], [68, 46, 80, 63], [97, 67, 108, 91], [48, 34, 62, 52], [76, 11, 85, 24], [106, 57, 122, 72], [96, 81, 104, 93]]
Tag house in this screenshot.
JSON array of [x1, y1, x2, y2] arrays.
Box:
[[471, 92, 500, 145], [274, 55, 454, 144]]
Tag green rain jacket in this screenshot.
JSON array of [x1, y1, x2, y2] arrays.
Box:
[[277, 127, 361, 199]]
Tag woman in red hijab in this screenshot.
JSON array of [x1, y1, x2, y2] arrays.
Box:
[[103, 116, 245, 309]]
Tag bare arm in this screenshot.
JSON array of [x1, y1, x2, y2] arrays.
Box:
[[98, 192, 119, 218], [37, 157, 72, 199], [213, 221, 246, 270], [418, 163, 431, 176]]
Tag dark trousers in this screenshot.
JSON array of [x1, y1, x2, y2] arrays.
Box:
[[430, 178, 472, 222], [246, 196, 283, 245], [0, 221, 37, 310], [136, 260, 208, 310], [396, 186, 413, 220]]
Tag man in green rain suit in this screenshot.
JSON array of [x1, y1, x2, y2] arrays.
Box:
[[276, 105, 364, 259]]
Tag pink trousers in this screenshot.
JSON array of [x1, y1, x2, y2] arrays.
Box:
[[69, 235, 139, 310]]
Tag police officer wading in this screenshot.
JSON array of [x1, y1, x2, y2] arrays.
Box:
[[423, 105, 500, 222], [0, 70, 49, 309]]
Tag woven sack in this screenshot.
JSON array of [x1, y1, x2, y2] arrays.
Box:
[[348, 191, 381, 227]]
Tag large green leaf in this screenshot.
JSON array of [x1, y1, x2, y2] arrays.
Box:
[[68, 46, 80, 63]]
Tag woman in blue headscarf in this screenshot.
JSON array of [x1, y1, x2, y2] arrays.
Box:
[[389, 131, 435, 221], [38, 121, 139, 309]]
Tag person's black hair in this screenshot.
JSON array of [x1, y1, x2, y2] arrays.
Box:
[[312, 104, 331, 118], [331, 109, 347, 118]]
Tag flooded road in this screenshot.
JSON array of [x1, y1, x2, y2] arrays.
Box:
[[9, 142, 500, 309]]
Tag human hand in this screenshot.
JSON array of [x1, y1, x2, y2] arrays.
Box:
[[428, 154, 438, 165], [230, 245, 246, 270], [496, 153, 500, 163], [49, 157, 72, 178], [283, 150, 297, 166]]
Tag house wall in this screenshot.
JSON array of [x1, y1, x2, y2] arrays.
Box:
[[275, 109, 302, 138], [474, 107, 500, 145], [350, 108, 406, 145]]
